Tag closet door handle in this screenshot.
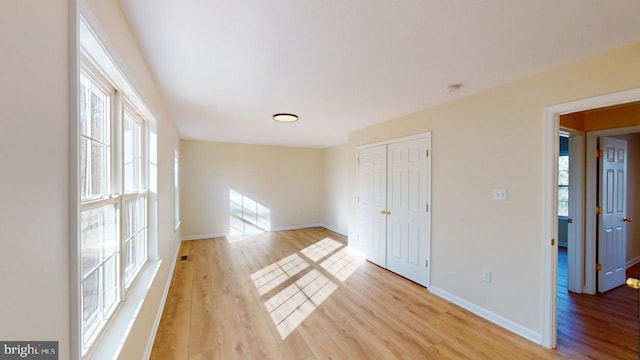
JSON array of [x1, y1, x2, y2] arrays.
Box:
[[380, 210, 386, 215]]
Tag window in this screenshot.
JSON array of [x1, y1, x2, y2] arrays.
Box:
[[174, 148, 180, 231], [79, 65, 147, 354], [558, 154, 569, 217]]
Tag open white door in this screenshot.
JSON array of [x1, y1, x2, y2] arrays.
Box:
[[386, 137, 430, 286], [597, 136, 628, 293], [357, 145, 387, 267]]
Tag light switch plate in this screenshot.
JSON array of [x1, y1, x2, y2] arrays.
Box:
[[482, 270, 492, 283], [493, 188, 508, 201]]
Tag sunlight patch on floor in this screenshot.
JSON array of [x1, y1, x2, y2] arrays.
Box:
[[251, 237, 364, 339], [320, 247, 365, 282], [251, 254, 310, 295], [265, 269, 338, 339], [300, 237, 343, 262]]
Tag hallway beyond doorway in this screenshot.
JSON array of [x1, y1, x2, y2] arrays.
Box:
[[557, 247, 639, 359]]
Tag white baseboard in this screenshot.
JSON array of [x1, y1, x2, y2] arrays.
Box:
[[180, 224, 347, 241], [319, 223, 348, 236], [272, 223, 325, 231], [627, 256, 640, 268], [181, 232, 227, 241], [429, 285, 542, 345], [143, 242, 182, 359]]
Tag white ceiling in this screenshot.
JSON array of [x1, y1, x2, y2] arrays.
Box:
[[118, 0, 640, 148]]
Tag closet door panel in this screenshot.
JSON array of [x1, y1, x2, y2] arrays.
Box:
[[356, 145, 387, 267], [386, 138, 430, 286]]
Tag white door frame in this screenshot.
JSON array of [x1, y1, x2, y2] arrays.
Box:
[[542, 87, 640, 348], [559, 128, 584, 294]]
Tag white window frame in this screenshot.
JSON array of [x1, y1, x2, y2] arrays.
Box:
[[79, 53, 148, 357], [174, 147, 180, 231], [558, 154, 569, 217], [121, 102, 148, 290]]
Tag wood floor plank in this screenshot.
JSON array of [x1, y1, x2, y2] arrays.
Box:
[[151, 248, 194, 360], [150, 229, 638, 360]]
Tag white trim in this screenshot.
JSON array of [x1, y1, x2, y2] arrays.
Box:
[[181, 232, 228, 241], [320, 223, 348, 237], [627, 256, 640, 269], [85, 260, 162, 360], [69, 1, 81, 358], [143, 243, 182, 359], [425, 132, 432, 288], [541, 108, 559, 349], [272, 223, 326, 231], [180, 224, 347, 241], [356, 132, 430, 149], [547, 88, 640, 115], [430, 286, 541, 344], [542, 87, 640, 349], [78, 10, 157, 124], [563, 130, 585, 294], [585, 132, 598, 294]]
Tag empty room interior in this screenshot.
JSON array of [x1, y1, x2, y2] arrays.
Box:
[[2, 1, 640, 359]]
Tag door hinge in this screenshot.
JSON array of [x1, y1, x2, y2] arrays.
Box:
[[596, 206, 602, 214], [426, 202, 429, 212], [596, 263, 602, 271], [426, 149, 429, 157], [551, 238, 555, 246], [596, 149, 603, 158], [425, 259, 428, 267], [357, 196, 360, 203], [357, 157, 360, 164]]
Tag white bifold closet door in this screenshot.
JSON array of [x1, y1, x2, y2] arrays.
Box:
[[357, 134, 431, 287]]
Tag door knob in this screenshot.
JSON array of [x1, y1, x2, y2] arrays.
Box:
[[380, 210, 386, 215], [627, 278, 640, 289], [623, 217, 633, 223]]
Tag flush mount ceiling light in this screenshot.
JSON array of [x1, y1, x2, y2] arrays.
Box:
[[273, 113, 298, 122]]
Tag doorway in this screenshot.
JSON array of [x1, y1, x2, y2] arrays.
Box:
[[542, 89, 640, 349]]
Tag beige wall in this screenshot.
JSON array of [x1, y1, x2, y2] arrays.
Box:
[[180, 141, 325, 237], [348, 43, 640, 338], [322, 144, 350, 235], [0, 1, 71, 358]]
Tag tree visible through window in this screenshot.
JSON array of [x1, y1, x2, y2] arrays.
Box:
[[79, 66, 147, 354], [558, 155, 569, 217]]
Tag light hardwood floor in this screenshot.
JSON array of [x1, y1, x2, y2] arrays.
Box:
[[556, 247, 639, 359], [150, 228, 634, 359]]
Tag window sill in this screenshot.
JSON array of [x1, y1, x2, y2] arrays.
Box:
[[84, 259, 162, 360]]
